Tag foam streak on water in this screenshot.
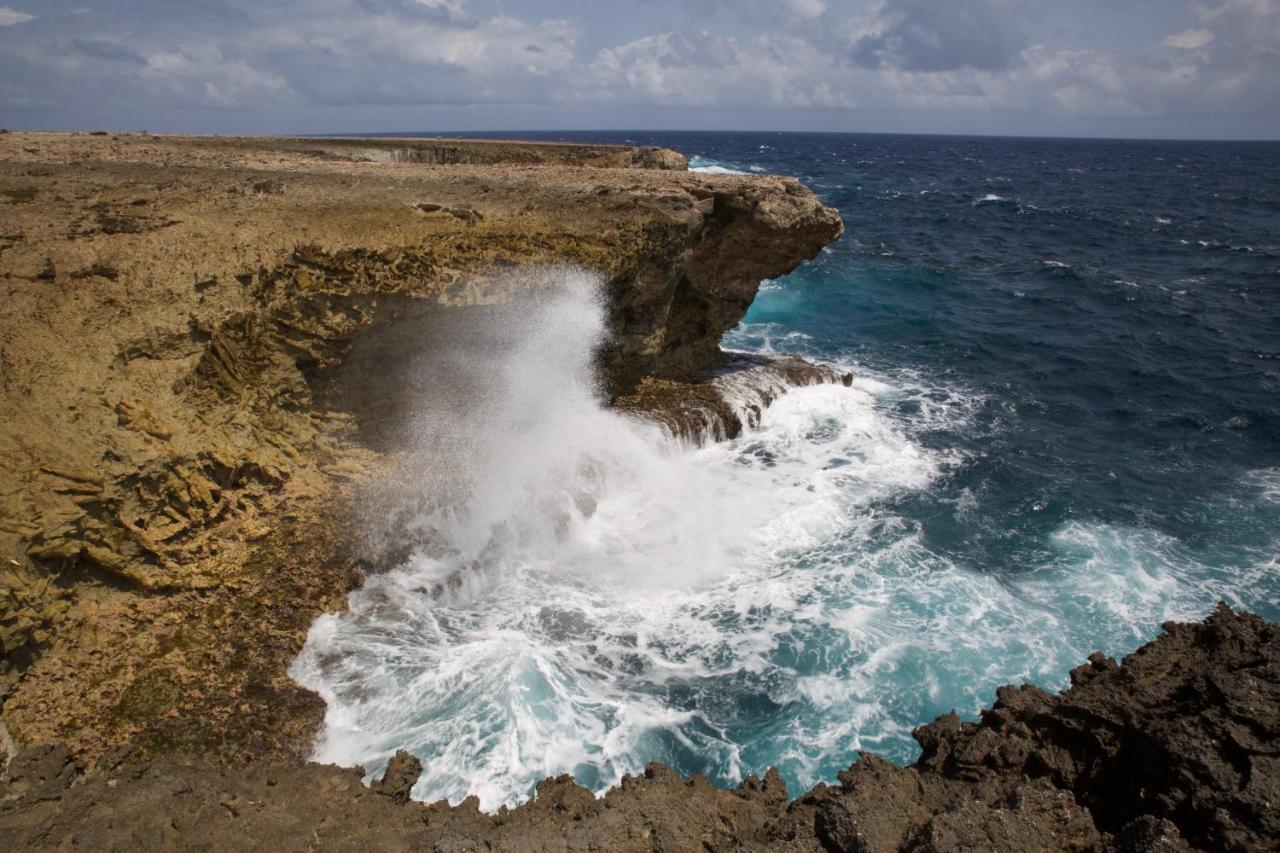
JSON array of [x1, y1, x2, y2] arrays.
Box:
[[291, 267, 1280, 811]]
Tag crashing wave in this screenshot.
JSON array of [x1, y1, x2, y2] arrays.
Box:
[[689, 155, 750, 175]]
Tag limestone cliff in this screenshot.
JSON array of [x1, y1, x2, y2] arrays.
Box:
[[0, 132, 841, 760]]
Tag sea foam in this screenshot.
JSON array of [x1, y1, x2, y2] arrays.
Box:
[[291, 267, 1280, 812]]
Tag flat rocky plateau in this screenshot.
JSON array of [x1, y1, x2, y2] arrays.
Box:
[[0, 133, 1276, 851]]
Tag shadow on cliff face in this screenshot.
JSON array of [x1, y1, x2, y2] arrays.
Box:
[[317, 266, 606, 450], [314, 265, 612, 569]]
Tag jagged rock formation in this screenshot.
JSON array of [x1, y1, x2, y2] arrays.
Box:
[[0, 132, 840, 762], [2, 606, 1275, 851], [615, 354, 854, 443]]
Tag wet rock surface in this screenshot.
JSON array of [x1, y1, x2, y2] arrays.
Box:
[[1, 606, 1275, 850], [614, 354, 854, 443]]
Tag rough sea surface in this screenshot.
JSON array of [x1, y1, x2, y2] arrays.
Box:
[[292, 132, 1280, 810]]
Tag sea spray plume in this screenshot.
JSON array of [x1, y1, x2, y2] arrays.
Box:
[[352, 265, 620, 579], [292, 263, 784, 806], [289, 273, 952, 809], [345, 263, 791, 598]]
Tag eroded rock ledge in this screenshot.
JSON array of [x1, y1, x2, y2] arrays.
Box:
[[3, 605, 1275, 851], [0, 132, 840, 761]]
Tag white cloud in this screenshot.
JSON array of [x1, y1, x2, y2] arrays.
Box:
[[784, 0, 827, 19], [1161, 28, 1215, 49], [593, 31, 852, 109], [413, 0, 468, 16], [0, 0, 1276, 132], [0, 5, 34, 26], [851, 0, 1029, 72]]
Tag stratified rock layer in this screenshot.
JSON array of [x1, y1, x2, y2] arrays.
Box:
[[0, 132, 840, 762], [2, 606, 1275, 851], [615, 354, 854, 443]]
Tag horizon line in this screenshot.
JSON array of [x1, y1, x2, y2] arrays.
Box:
[[8, 126, 1279, 144], [341, 128, 1280, 144]]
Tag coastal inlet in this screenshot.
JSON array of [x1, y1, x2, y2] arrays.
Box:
[[292, 130, 1280, 811]]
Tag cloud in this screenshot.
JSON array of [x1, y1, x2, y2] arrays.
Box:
[[0, 5, 34, 26], [850, 0, 1028, 72], [244, 10, 579, 107], [0, 0, 1276, 135], [784, 0, 827, 19], [1161, 28, 1215, 49], [415, 0, 467, 13], [0, 1, 580, 113], [593, 31, 850, 110], [72, 39, 147, 65]]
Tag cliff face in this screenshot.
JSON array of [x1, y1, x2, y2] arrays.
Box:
[[0, 132, 841, 760]]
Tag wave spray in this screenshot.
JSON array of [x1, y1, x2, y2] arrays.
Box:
[[290, 265, 1272, 811]]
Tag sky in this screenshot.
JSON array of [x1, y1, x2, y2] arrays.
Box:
[[1, 0, 1278, 139]]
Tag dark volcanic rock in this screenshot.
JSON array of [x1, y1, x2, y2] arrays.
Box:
[[2, 605, 1276, 851], [375, 749, 423, 805]]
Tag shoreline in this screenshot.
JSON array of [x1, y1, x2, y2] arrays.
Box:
[[0, 130, 839, 764], [3, 605, 1275, 850], [1, 132, 1276, 850]]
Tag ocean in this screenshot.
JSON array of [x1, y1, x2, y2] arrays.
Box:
[[290, 131, 1280, 810]]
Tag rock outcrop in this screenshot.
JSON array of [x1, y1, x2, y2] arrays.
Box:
[[2, 606, 1275, 851], [6, 133, 1272, 851], [615, 354, 854, 443], [0, 132, 840, 762]]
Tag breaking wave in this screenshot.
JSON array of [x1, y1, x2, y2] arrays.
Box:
[[290, 267, 1280, 811], [689, 155, 751, 175]]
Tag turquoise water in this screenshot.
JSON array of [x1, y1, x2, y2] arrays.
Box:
[[293, 132, 1280, 809]]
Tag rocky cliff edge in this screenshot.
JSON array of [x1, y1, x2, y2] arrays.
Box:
[[0, 132, 840, 763]]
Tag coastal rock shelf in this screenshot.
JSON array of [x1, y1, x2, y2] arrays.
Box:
[[0, 132, 839, 762]]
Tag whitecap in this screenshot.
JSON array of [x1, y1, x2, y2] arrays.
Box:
[[688, 155, 749, 176], [293, 372, 955, 809], [691, 165, 749, 175]]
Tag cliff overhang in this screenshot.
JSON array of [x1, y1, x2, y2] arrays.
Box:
[[0, 132, 840, 761]]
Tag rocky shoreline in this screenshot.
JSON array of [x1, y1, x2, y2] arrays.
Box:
[[1, 133, 1276, 850], [3, 605, 1275, 851], [0, 132, 840, 764]]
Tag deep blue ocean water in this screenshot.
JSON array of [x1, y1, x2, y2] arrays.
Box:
[[295, 131, 1280, 808]]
